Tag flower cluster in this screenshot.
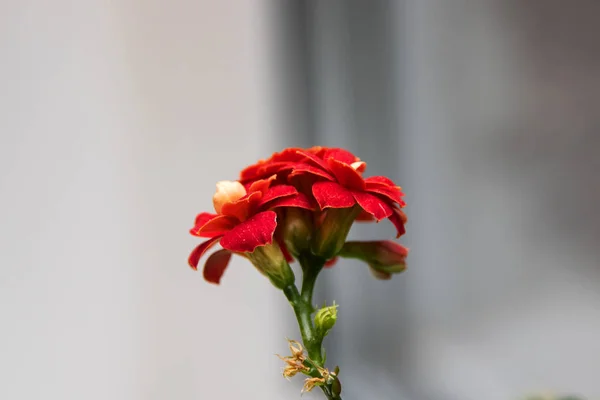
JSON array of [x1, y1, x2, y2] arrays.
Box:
[[188, 146, 408, 286]]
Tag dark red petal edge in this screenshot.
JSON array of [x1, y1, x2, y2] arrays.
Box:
[[388, 207, 407, 238], [203, 249, 233, 284]]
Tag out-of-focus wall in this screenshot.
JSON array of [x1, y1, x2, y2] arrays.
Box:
[[0, 1, 292, 399], [273, 1, 600, 399], [399, 2, 600, 399]]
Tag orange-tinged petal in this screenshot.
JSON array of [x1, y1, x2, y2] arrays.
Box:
[[248, 175, 277, 194], [203, 249, 233, 284], [220, 191, 262, 222], [188, 236, 222, 270], [213, 181, 247, 214], [220, 211, 278, 252], [312, 181, 356, 210]]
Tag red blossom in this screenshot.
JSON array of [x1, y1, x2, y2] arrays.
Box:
[[188, 176, 312, 284], [238, 147, 405, 237], [294, 149, 407, 238], [189, 146, 407, 284]]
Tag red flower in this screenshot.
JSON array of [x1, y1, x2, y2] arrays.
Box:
[[238, 147, 405, 237], [188, 177, 311, 284], [291, 149, 407, 238], [189, 146, 407, 283]]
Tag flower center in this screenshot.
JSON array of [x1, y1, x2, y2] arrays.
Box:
[[213, 180, 247, 214]]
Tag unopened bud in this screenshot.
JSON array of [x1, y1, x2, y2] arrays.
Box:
[[314, 303, 338, 339], [282, 208, 313, 257], [212, 181, 246, 214], [312, 206, 361, 259], [247, 241, 295, 289], [339, 240, 408, 279]]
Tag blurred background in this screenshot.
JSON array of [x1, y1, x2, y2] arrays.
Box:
[[1, 1, 599, 399]]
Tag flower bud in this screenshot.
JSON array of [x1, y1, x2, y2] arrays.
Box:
[[282, 208, 313, 258], [339, 240, 408, 280], [314, 303, 338, 339], [311, 206, 361, 260], [247, 241, 295, 289], [212, 181, 246, 214]]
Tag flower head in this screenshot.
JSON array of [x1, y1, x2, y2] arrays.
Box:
[[188, 176, 311, 287], [188, 146, 407, 284]]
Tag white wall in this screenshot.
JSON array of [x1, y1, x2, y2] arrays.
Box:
[[0, 1, 294, 399]]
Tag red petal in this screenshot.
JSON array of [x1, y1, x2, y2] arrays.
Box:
[[248, 175, 276, 194], [352, 191, 393, 221], [365, 176, 398, 188], [265, 192, 316, 210], [190, 215, 237, 237], [258, 184, 297, 208], [239, 148, 309, 182], [203, 249, 233, 284], [295, 149, 331, 171], [194, 212, 217, 227], [312, 181, 356, 209], [220, 191, 262, 222], [322, 148, 360, 164], [288, 163, 335, 181], [220, 211, 277, 252], [388, 207, 407, 238], [366, 185, 405, 206], [239, 163, 263, 181], [327, 158, 366, 191], [188, 236, 223, 270]]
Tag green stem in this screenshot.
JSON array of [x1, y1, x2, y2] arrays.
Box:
[[283, 253, 341, 400], [283, 285, 322, 363], [299, 253, 325, 307]]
